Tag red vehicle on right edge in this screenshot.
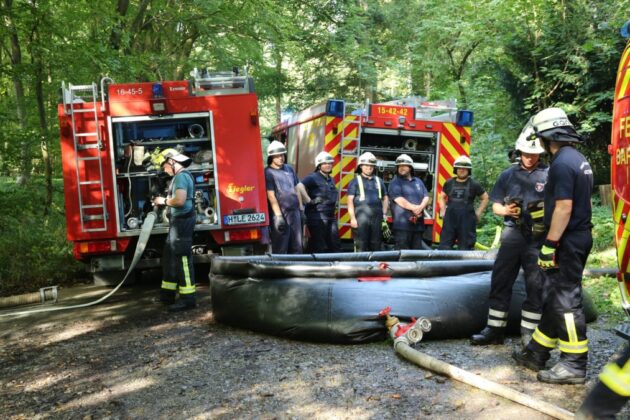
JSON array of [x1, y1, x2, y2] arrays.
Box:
[[610, 20, 630, 335]]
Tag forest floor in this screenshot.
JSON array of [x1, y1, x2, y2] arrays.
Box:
[[0, 281, 628, 419]]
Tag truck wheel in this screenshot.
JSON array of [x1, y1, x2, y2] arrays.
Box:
[[93, 270, 131, 287]]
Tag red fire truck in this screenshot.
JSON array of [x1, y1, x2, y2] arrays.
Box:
[[270, 98, 474, 245], [611, 21, 630, 318], [58, 70, 268, 284]]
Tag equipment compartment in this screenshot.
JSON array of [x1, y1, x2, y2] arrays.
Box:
[[110, 112, 220, 234]]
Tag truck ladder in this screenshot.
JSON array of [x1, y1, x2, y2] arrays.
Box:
[[338, 105, 363, 236], [62, 82, 108, 232]]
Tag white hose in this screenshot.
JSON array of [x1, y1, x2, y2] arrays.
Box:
[[394, 341, 574, 420], [0, 212, 156, 317]]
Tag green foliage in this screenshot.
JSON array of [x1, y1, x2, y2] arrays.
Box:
[[0, 177, 82, 296], [583, 275, 629, 328]]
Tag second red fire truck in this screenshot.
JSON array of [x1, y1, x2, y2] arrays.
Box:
[[270, 98, 474, 245]]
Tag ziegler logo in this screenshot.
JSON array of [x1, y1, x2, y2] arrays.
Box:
[[226, 183, 255, 194], [169, 86, 187, 91]]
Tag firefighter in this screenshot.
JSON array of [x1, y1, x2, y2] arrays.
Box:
[[298, 151, 341, 253], [470, 124, 547, 346], [437, 156, 489, 250], [387, 154, 430, 250], [512, 107, 593, 385], [576, 344, 630, 418], [347, 152, 389, 252], [265, 140, 303, 254], [152, 148, 197, 312]]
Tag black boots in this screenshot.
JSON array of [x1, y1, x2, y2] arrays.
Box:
[[470, 326, 505, 345], [167, 300, 197, 312], [512, 347, 549, 371], [537, 363, 586, 384]]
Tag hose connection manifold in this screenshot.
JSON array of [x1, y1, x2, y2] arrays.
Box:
[[379, 306, 432, 347]]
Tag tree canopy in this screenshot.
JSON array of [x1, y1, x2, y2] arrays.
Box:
[[1, 0, 628, 188]]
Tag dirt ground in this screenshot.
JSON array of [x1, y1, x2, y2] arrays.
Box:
[[0, 281, 628, 419]]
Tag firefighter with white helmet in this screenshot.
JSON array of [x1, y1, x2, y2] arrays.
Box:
[[387, 154, 430, 250], [297, 151, 340, 253], [265, 140, 303, 253], [437, 155, 489, 250], [151, 148, 197, 312], [471, 122, 548, 346], [513, 107, 593, 385], [347, 152, 390, 251]]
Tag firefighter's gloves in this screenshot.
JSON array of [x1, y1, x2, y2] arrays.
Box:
[[538, 239, 559, 270], [381, 217, 392, 241], [153, 196, 167, 206], [273, 215, 287, 233]]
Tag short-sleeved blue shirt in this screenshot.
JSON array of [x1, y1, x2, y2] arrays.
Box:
[[169, 170, 194, 216], [490, 163, 547, 227], [388, 175, 429, 231], [347, 174, 387, 210], [302, 171, 338, 221], [265, 164, 300, 212], [544, 146, 593, 231]]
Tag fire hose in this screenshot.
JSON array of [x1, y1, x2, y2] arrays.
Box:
[[380, 307, 574, 420], [0, 212, 156, 317]]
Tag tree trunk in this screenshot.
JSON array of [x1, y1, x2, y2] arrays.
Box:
[[5, 0, 30, 185], [34, 60, 53, 215]]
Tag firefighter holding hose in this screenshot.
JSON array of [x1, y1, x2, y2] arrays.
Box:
[[152, 148, 197, 312]]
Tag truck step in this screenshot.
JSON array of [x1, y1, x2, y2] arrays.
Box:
[[615, 324, 630, 340]]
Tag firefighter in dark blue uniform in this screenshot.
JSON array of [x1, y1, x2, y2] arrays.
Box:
[[438, 156, 489, 250], [347, 152, 389, 252], [387, 154, 430, 250], [265, 140, 303, 254], [513, 107, 593, 385], [152, 148, 197, 312], [471, 125, 547, 346], [299, 151, 341, 253]]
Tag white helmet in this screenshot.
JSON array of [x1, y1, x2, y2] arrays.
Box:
[[515, 124, 545, 154], [357, 152, 377, 166], [267, 140, 287, 157], [531, 107, 573, 133], [315, 151, 334, 167], [395, 154, 414, 166], [453, 155, 472, 169]]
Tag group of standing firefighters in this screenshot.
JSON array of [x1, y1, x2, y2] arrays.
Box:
[[153, 105, 623, 417], [264, 107, 628, 417]]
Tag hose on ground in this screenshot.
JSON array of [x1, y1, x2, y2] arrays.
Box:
[[381, 310, 574, 420], [0, 212, 156, 318], [394, 341, 574, 420]]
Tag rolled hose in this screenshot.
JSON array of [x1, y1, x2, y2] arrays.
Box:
[[0, 212, 156, 317]]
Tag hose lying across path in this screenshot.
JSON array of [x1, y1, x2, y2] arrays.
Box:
[[382, 311, 574, 420], [394, 341, 574, 420], [0, 212, 156, 318]]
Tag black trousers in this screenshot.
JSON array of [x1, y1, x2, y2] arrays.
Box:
[[161, 211, 196, 304], [487, 227, 543, 329], [528, 229, 592, 371], [577, 343, 630, 419], [393, 229, 429, 250], [306, 218, 341, 253], [270, 209, 303, 254], [353, 207, 382, 252], [439, 206, 476, 250]]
